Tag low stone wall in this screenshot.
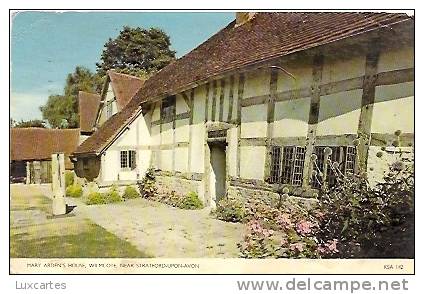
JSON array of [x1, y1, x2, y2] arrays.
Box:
[[227, 185, 318, 209], [155, 175, 204, 202]]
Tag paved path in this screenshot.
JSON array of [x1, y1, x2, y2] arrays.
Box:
[[66, 195, 245, 258]]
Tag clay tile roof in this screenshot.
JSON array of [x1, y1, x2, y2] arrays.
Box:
[[108, 70, 145, 111], [79, 91, 101, 133], [74, 12, 412, 155], [11, 128, 80, 168]]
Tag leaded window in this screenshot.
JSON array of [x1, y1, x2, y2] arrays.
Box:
[[270, 146, 306, 187], [120, 150, 136, 169], [161, 95, 176, 121], [310, 146, 357, 188]]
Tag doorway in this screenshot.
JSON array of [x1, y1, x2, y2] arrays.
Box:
[[209, 142, 227, 205]]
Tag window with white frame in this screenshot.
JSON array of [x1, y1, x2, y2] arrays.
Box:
[[120, 150, 136, 170], [270, 146, 306, 186]]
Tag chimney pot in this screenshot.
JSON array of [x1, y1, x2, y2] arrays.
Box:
[[235, 12, 256, 27]]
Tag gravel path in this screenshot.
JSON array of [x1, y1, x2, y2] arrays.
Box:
[[67, 196, 245, 258]]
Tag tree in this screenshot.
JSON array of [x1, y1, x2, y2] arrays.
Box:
[[40, 66, 103, 128], [12, 119, 47, 128], [96, 26, 176, 78]]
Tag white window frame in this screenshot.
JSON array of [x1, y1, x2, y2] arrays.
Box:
[[120, 150, 136, 170]]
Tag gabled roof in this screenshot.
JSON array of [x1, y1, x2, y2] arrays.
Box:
[[108, 70, 145, 111], [79, 91, 101, 133], [11, 128, 80, 168], [74, 12, 413, 156]]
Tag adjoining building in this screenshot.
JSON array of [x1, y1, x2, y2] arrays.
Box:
[[73, 12, 414, 207], [10, 128, 80, 183]]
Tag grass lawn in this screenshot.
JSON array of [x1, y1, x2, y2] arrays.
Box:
[[10, 184, 151, 258], [11, 223, 149, 258]]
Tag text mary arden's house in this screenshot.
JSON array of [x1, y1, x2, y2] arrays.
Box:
[[73, 12, 414, 207]]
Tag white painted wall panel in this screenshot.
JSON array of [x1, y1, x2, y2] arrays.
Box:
[[378, 47, 414, 73], [227, 127, 238, 177], [190, 124, 205, 173], [372, 82, 414, 134], [193, 85, 206, 124], [240, 146, 266, 180], [317, 89, 363, 136], [273, 97, 310, 137], [175, 119, 189, 142], [175, 147, 189, 172], [243, 70, 270, 99], [241, 104, 267, 138]]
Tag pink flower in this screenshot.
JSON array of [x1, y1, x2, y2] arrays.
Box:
[[290, 242, 304, 252], [296, 220, 313, 235], [327, 239, 339, 253], [249, 220, 263, 234], [317, 245, 326, 254], [277, 213, 292, 229]]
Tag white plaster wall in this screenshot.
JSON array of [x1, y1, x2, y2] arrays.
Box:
[[207, 84, 213, 122], [213, 81, 223, 121], [239, 146, 266, 180], [273, 97, 311, 137], [322, 54, 366, 84], [102, 150, 120, 182], [176, 94, 189, 114], [317, 89, 363, 136], [372, 82, 414, 134], [160, 149, 173, 171], [241, 104, 267, 138], [231, 75, 240, 121], [98, 84, 118, 125], [152, 102, 161, 122], [243, 70, 270, 98], [222, 77, 231, 122], [227, 127, 238, 177], [378, 46, 414, 73], [161, 123, 173, 145], [277, 58, 312, 92], [193, 85, 206, 124], [175, 147, 189, 172], [114, 122, 138, 147], [175, 119, 189, 142], [190, 123, 205, 173]]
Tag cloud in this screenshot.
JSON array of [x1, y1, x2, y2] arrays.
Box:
[[10, 92, 48, 121]]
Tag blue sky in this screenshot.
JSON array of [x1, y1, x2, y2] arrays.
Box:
[[11, 11, 234, 121]]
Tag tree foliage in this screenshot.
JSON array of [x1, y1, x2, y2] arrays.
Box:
[[12, 119, 47, 128], [96, 26, 176, 78], [39, 67, 103, 128]]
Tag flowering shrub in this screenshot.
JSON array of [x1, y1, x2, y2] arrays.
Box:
[[215, 198, 245, 223], [137, 168, 157, 198], [318, 155, 414, 258], [238, 198, 338, 258], [238, 136, 413, 258]]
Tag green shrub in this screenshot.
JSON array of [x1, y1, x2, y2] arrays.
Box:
[[216, 198, 245, 223], [178, 192, 203, 210], [66, 183, 83, 198], [122, 185, 140, 199], [86, 192, 106, 205], [65, 171, 74, 187], [104, 185, 122, 203], [137, 168, 157, 198]]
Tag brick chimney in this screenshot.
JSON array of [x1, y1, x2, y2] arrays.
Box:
[[235, 12, 256, 27]]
